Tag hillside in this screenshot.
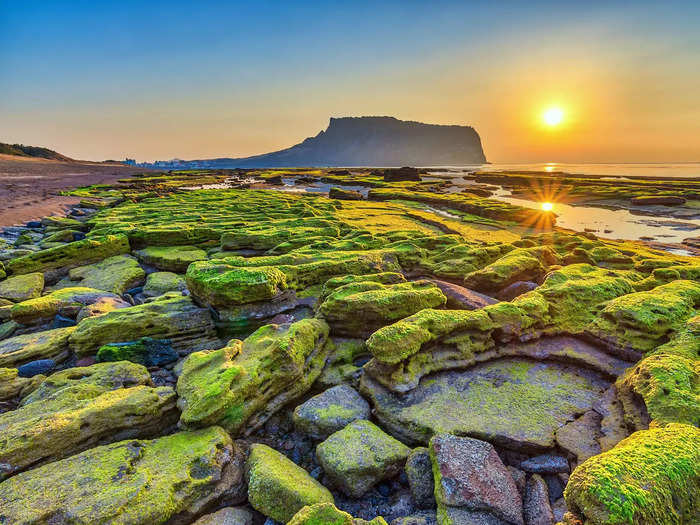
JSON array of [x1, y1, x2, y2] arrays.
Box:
[[144, 116, 487, 168], [0, 142, 74, 161]]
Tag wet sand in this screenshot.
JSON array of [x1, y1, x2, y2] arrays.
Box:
[[0, 154, 150, 227]]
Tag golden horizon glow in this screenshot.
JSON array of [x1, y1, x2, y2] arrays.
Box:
[[542, 107, 564, 127], [541, 202, 554, 211]]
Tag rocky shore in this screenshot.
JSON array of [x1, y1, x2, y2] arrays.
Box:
[[0, 168, 697, 525]]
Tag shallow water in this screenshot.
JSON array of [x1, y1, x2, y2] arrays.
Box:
[[425, 162, 700, 179]]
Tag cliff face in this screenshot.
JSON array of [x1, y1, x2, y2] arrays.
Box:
[[195, 116, 486, 168]]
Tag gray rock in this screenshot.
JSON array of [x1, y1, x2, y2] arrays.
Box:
[[429, 279, 498, 310], [507, 466, 527, 495], [555, 410, 602, 466], [361, 355, 611, 450], [405, 447, 435, 509], [293, 384, 370, 440], [496, 281, 538, 301], [523, 475, 554, 525], [430, 433, 523, 525], [520, 455, 569, 474], [551, 498, 567, 522], [192, 506, 254, 525]]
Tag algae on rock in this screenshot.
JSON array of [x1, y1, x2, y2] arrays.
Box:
[[177, 318, 330, 436], [0, 426, 246, 524], [246, 443, 334, 523]]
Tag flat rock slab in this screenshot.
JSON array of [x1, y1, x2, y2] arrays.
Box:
[[362, 357, 610, 450]]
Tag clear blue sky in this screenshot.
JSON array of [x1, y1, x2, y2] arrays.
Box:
[[2, 1, 699, 162]]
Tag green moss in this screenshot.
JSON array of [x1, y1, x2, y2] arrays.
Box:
[[10, 286, 122, 325], [586, 280, 700, 353], [564, 424, 700, 525], [142, 271, 186, 297], [246, 443, 334, 523], [318, 280, 446, 336], [186, 262, 288, 306], [0, 326, 75, 368], [68, 294, 217, 356], [616, 353, 699, 427], [463, 246, 557, 292], [320, 272, 406, 301], [288, 503, 389, 525], [5, 235, 130, 276], [0, 367, 44, 402], [59, 254, 145, 294], [135, 245, 208, 272], [177, 318, 330, 436], [316, 419, 411, 497], [20, 360, 151, 406], [0, 272, 44, 302], [0, 384, 177, 480], [0, 426, 241, 524]]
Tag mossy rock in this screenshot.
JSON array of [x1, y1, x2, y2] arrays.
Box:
[[4, 234, 130, 276], [246, 443, 334, 523], [616, 353, 699, 428], [564, 424, 700, 525], [0, 326, 75, 368], [319, 272, 406, 302], [586, 280, 700, 354], [463, 246, 558, 293], [316, 419, 411, 497], [58, 254, 145, 294], [0, 384, 178, 480], [96, 337, 178, 367], [293, 384, 371, 440], [40, 229, 81, 245], [143, 271, 186, 297], [318, 279, 446, 336], [0, 367, 44, 402], [68, 294, 218, 356], [20, 360, 152, 406], [0, 426, 246, 524], [41, 215, 88, 231], [0, 273, 44, 302], [135, 245, 208, 272], [10, 286, 127, 325], [186, 261, 288, 307], [288, 503, 388, 525], [177, 318, 330, 436]]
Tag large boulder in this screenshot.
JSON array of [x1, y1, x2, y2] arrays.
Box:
[[293, 384, 371, 440], [246, 443, 334, 523], [564, 424, 700, 525], [318, 280, 446, 336], [430, 433, 523, 525], [56, 254, 145, 294], [463, 247, 557, 294], [68, 293, 218, 356], [135, 245, 208, 272], [177, 318, 330, 436], [0, 272, 44, 302], [361, 355, 611, 450], [316, 419, 411, 497], [0, 384, 178, 479], [0, 427, 246, 524], [0, 326, 75, 368]]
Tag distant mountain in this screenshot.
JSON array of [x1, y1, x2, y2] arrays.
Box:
[[0, 142, 74, 161], [140, 116, 486, 169]]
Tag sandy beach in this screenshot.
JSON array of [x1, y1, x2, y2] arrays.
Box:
[[0, 154, 149, 227]]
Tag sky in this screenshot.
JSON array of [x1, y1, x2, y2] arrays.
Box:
[[1, 1, 699, 163]]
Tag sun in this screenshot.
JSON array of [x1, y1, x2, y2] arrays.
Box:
[[541, 202, 554, 211], [542, 107, 564, 126]]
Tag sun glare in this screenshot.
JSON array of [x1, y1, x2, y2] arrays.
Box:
[[541, 202, 554, 211], [542, 107, 564, 126]]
